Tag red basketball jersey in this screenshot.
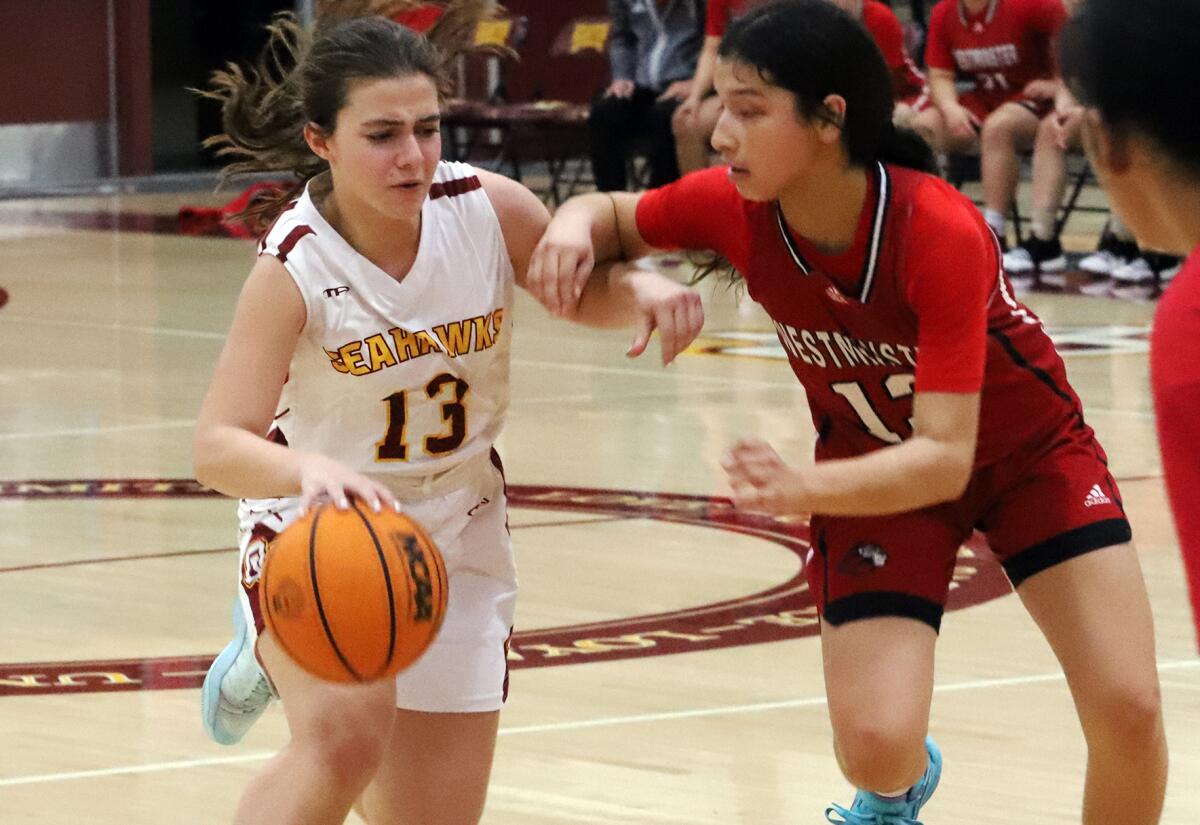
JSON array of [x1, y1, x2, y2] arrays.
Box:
[[926, 0, 1065, 112], [705, 0, 772, 37], [636, 164, 1096, 467], [1151, 246, 1200, 642], [862, 0, 926, 102]]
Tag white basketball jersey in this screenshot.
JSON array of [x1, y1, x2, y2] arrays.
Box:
[[257, 161, 513, 482]]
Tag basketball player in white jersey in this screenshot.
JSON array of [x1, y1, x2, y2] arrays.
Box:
[[191, 12, 703, 825]]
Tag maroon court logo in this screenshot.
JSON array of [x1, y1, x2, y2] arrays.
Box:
[[0, 479, 1012, 696]]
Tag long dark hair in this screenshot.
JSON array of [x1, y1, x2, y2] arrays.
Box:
[[719, 0, 934, 173], [199, 2, 497, 229], [1059, 0, 1200, 181]]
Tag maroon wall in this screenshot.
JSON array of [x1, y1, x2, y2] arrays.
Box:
[[0, 0, 152, 175], [114, 1, 152, 175], [502, 0, 610, 103], [0, 0, 111, 124]]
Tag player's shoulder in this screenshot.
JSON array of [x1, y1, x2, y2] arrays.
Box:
[[927, 0, 955, 28], [429, 160, 484, 200], [890, 166, 992, 250], [258, 191, 319, 259], [862, 0, 900, 25], [1009, 0, 1066, 22], [646, 165, 747, 212], [1011, 0, 1056, 12]]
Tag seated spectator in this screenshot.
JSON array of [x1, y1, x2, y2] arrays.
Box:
[[911, 0, 1066, 249], [836, 0, 926, 118], [1000, 80, 1079, 282], [1003, 84, 1183, 293], [674, 0, 923, 176], [590, 0, 705, 191], [671, 0, 769, 176]]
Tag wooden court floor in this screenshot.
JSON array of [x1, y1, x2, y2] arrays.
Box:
[[0, 189, 1196, 824]]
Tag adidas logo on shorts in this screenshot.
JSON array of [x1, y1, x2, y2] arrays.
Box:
[[1083, 484, 1112, 508]]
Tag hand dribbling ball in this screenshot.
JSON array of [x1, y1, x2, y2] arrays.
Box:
[[259, 501, 448, 682]]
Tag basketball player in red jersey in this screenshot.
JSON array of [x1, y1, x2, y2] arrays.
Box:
[[528, 2, 1166, 822], [1061, 0, 1200, 649], [913, 0, 1066, 248], [674, 0, 922, 175]]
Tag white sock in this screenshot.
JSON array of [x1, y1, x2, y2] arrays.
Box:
[[983, 208, 1006, 238], [1109, 215, 1135, 241], [1031, 208, 1056, 242]]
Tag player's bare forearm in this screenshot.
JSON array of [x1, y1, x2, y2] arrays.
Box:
[[193, 425, 308, 500], [725, 392, 978, 517], [692, 37, 719, 97], [571, 262, 643, 328], [798, 435, 974, 516], [568, 264, 704, 365], [928, 71, 959, 113], [556, 190, 657, 265]]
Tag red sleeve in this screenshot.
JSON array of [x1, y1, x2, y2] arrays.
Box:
[[924, 1, 956, 72], [902, 181, 995, 393], [1150, 256, 1200, 645], [1026, 0, 1068, 35], [635, 167, 752, 273], [706, 0, 732, 37], [863, 2, 907, 70], [391, 4, 444, 34]]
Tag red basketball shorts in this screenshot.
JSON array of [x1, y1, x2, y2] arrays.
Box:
[[912, 91, 1053, 127], [808, 431, 1131, 631]]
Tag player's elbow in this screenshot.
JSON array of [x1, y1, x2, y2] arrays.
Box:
[[192, 425, 225, 492]]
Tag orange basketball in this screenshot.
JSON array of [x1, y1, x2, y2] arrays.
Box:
[[259, 502, 448, 683]]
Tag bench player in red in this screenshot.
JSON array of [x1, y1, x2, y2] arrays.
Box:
[[527, 1, 1166, 822], [912, 0, 1066, 249], [1060, 0, 1200, 650]]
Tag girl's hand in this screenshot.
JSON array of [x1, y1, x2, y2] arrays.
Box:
[[1051, 104, 1084, 150], [674, 94, 702, 126], [624, 269, 704, 365], [721, 438, 810, 516], [945, 103, 981, 140], [297, 453, 400, 515], [1022, 78, 1060, 101], [527, 217, 596, 318]]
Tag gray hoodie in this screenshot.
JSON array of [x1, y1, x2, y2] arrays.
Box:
[[607, 0, 705, 92]]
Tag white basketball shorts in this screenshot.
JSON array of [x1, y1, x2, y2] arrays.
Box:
[[234, 450, 516, 712]]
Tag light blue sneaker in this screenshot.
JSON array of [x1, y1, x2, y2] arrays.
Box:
[[201, 600, 274, 745], [825, 737, 942, 824]]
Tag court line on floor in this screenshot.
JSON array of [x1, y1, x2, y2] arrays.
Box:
[[0, 315, 1157, 398], [0, 315, 228, 341], [0, 419, 197, 442], [0, 516, 634, 574], [3, 658, 1195, 787]]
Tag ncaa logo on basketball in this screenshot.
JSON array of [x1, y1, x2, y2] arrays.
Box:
[[397, 533, 436, 621], [269, 579, 306, 619]]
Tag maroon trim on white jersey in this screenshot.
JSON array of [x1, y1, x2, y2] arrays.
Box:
[[257, 200, 300, 254], [429, 175, 482, 200], [274, 225, 315, 263], [957, 0, 999, 27]]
